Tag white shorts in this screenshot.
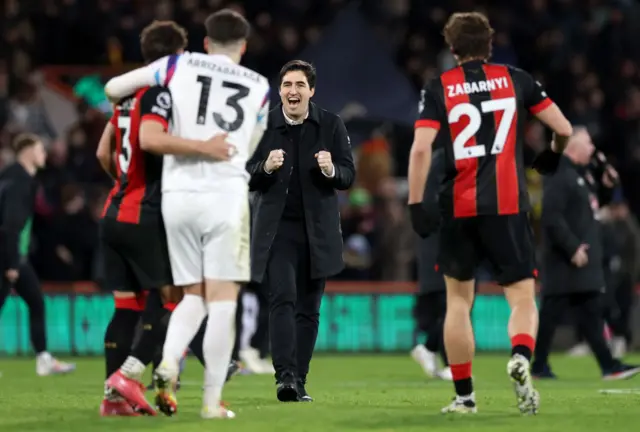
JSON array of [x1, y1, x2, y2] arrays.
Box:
[[162, 189, 250, 285]]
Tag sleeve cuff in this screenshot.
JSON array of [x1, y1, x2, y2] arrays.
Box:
[[322, 165, 335, 178], [415, 119, 441, 130], [529, 98, 553, 115], [263, 162, 273, 175], [140, 114, 169, 131]]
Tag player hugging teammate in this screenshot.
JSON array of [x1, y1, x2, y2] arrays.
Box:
[[100, 9, 269, 419], [97, 20, 232, 416]]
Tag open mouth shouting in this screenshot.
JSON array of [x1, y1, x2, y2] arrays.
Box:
[[287, 96, 301, 109]]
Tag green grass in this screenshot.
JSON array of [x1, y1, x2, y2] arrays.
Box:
[[1, 354, 640, 431]]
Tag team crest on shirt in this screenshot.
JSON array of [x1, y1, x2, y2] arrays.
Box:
[[156, 92, 171, 109]]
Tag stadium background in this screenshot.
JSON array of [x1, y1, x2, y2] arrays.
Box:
[[2, 0, 640, 355]]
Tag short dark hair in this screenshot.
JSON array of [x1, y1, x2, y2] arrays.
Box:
[[12, 133, 41, 154], [279, 60, 317, 89], [205, 9, 250, 45], [443, 12, 494, 60], [140, 20, 188, 64]]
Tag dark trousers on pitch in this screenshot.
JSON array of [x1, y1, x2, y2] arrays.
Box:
[[266, 219, 325, 382], [574, 278, 635, 345], [603, 276, 634, 343], [250, 283, 270, 357], [533, 292, 615, 374], [0, 262, 47, 354], [414, 292, 448, 366], [232, 284, 271, 361]]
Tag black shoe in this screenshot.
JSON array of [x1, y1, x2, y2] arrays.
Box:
[[603, 362, 640, 381], [297, 379, 313, 402], [531, 363, 558, 380], [276, 372, 299, 402]]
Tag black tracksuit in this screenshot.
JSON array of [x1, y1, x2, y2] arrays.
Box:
[[415, 149, 447, 365], [0, 162, 47, 354]]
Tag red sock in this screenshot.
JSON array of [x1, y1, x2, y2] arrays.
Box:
[[450, 362, 472, 381], [450, 362, 473, 396], [114, 297, 145, 312], [511, 333, 535, 361]]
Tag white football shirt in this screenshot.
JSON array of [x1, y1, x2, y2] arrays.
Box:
[[105, 52, 270, 193]]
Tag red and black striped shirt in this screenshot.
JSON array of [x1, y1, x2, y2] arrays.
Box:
[[416, 61, 553, 219], [102, 86, 173, 224]]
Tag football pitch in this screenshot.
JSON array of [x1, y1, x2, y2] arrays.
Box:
[[1, 354, 639, 431]]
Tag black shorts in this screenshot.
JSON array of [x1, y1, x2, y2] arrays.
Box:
[[437, 213, 536, 286], [99, 216, 173, 293]]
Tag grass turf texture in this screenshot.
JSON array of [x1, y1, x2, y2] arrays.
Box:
[[0, 354, 639, 431]]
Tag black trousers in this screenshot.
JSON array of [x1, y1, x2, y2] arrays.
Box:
[[414, 291, 448, 366], [265, 219, 325, 382], [249, 282, 270, 357], [0, 262, 47, 353], [533, 291, 615, 374], [603, 275, 635, 343], [232, 283, 271, 361], [573, 276, 634, 345]]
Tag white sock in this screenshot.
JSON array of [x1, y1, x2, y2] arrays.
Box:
[[37, 352, 52, 363], [203, 300, 237, 410], [162, 294, 206, 367], [120, 356, 146, 380]]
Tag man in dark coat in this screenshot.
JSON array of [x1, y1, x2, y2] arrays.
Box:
[[532, 127, 640, 379], [246, 60, 355, 402]]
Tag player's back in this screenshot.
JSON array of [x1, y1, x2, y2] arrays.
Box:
[[161, 52, 270, 193], [102, 88, 164, 224], [422, 60, 551, 219]]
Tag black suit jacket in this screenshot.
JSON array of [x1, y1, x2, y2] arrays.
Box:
[[541, 156, 604, 295], [246, 102, 356, 283]]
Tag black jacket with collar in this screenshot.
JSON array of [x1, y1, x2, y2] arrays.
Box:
[[246, 102, 355, 283], [541, 156, 604, 295]]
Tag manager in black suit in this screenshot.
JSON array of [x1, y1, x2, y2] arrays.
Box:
[[532, 127, 639, 379], [246, 60, 355, 402]]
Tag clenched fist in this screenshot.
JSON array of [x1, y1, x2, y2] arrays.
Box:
[[264, 149, 285, 173], [315, 150, 334, 177], [571, 243, 589, 268]]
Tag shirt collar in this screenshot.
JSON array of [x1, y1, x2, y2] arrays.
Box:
[[208, 54, 234, 63], [282, 108, 308, 125]]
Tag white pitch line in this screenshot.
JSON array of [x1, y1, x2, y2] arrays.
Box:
[[599, 388, 640, 395]]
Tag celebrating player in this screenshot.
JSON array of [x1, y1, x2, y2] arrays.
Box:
[[407, 12, 573, 415], [97, 21, 232, 416], [104, 9, 270, 419]]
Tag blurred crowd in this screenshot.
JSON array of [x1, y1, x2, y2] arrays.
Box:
[[2, 0, 640, 283]]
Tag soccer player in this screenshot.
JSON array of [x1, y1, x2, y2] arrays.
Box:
[[104, 9, 270, 419], [407, 12, 573, 415], [97, 21, 232, 416], [0, 134, 75, 377]]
